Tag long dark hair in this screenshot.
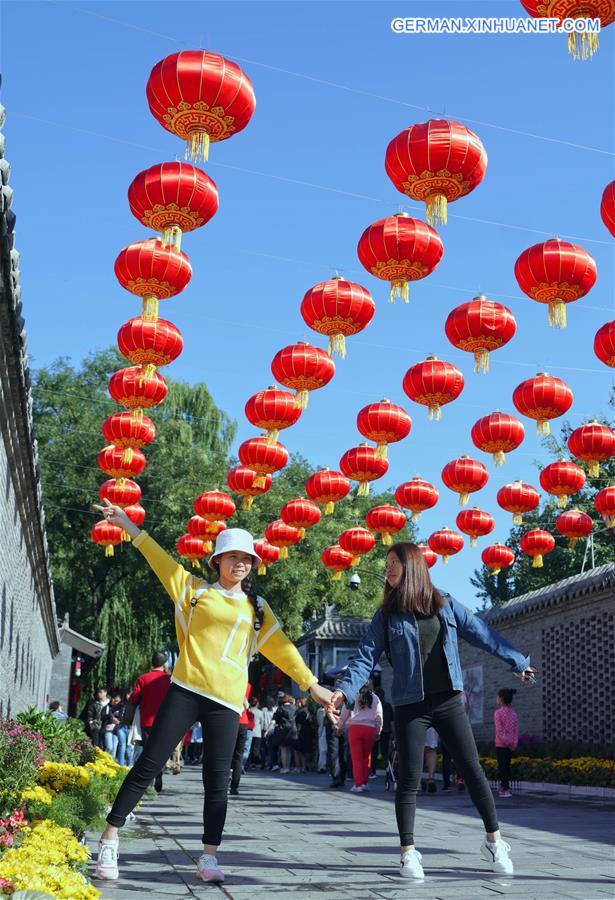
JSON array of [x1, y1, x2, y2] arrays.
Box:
[[211, 561, 264, 632], [381, 542, 444, 616], [358, 684, 374, 709]]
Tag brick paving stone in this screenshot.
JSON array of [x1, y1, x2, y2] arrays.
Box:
[[88, 768, 615, 900]]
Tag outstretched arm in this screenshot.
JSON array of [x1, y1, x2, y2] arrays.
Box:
[[451, 598, 535, 681], [331, 610, 386, 709]]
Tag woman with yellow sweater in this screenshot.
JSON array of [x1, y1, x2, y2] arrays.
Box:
[[94, 499, 332, 884]]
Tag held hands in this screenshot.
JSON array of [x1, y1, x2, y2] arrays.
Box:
[[309, 683, 334, 709], [514, 666, 538, 685], [92, 498, 141, 541], [325, 688, 346, 725]]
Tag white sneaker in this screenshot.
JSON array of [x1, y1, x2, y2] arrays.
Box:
[[360, 784, 369, 793], [272, 765, 280, 771], [196, 853, 225, 883], [480, 839, 514, 875], [280, 768, 290, 774], [400, 848, 424, 879], [350, 784, 360, 792], [96, 839, 119, 880]]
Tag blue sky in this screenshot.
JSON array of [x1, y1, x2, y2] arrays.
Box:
[[4, 1, 614, 609]]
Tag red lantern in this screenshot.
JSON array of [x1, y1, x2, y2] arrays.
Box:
[[419, 544, 438, 568], [91, 520, 123, 557], [520, 529, 555, 568], [117, 318, 183, 375], [365, 504, 407, 545], [238, 436, 289, 487], [519, 0, 613, 58], [601, 181, 615, 236], [305, 468, 350, 515], [394, 477, 439, 520], [340, 444, 389, 497], [428, 527, 464, 564], [321, 544, 354, 580], [385, 119, 487, 225], [122, 503, 146, 542], [539, 459, 586, 508], [497, 480, 540, 525], [514, 239, 597, 328], [595, 485, 615, 527], [498, 480, 541, 526], [482, 543, 515, 575], [245, 386, 302, 442], [442, 456, 488, 506], [176, 534, 207, 568], [227, 465, 272, 510], [265, 520, 302, 559], [146, 50, 256, 162], [271, 342, 335, 409], [280, 498, 322, 538], [108, 367, 168, 413], [357, 400, 411, 460], [471, 412, 524, 466], [193, 490, 236, 521], [568, 421, 615, 477], [445, 296, 516, 373], [187, 516, 226, 553], [128, 162, 219, 251], [456, 507, 495, 547], [253, 538, 281, 576], [594, 321, 615, 368], [114, 238, 192, 320], [512, 372, 573, 435], [99, 478, 141, 508], [403, 355, 464, 420], [300, 276, 375, 357], [555, 509, 593, 548], [98, 445, 146, 480], [339, 526, 377, 566], [101, 412, 156, 464], [356, 213, 443, 302]]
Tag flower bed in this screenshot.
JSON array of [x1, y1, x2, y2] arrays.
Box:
[[479, 755, 615, 787], [0, 709, 129, 898]]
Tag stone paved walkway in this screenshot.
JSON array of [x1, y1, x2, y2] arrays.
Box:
[[88, 767, 615, 900]]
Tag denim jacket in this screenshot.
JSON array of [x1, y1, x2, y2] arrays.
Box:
[[336, 593, 530, 708]]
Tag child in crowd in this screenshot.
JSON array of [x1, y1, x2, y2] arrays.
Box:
[[494, 688, 518, 798]]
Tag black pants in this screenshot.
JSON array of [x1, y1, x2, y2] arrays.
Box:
[[371, 732, 391, 774], [496, 747, 513, 790], [326, 720, 347, 784], [442, 743, 456, 786], [249, 736, 262, 764], [394, 691, 498, 846], [107, 684, 239, 845], [231, 724, 248, 790]]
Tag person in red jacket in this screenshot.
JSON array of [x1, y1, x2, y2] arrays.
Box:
[[130, 651, 171, 793]]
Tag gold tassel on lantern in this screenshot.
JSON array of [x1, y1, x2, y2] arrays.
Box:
[[121, 448, 135, 465], [548, 299, 567, 329], [557, 495, 568, 509], [294, 389, 309, 410], [474, 349, 490, 374], [186, 130, 210, 163], [138, 364, 157, 387], [241, 496, 254, 510], [352, 555, 362, 567], [279, 547, 289, 559], [425, 193, 447, 226], [513, 513, 523, 526], [328, 333, 347, 358], [441, 554, 450, 564], [537, 419, 551, 435], [254, 474, 266, 489], [105, 544, 115, 557], [131, 408, 144, 425], [381, 532, 392, 546], [411, 511, 422, 521], [190, 559, 202, 569], [257, 564, 267, 576], [470, 536, 478, 548], [389, 280, 410, 303], [297, 527, 306, 539], [532, 554, 543, 568], [375, 443, 388, 461], [568, 537, 579, 549], [266, 429, 280, 444], [141, 295, 159, 321], [203, 541, 213, 554], [428, 404, 442, 421], [493, 451, 506, 467], [459, 492, 470, 506], [492, 567, 502, 575], [162, 224, 182, 252], [120, 530, 130, 543], [589, 461, 600, 478], [332, 571, 342, 581], [357, 481, 370, 497], [567, 29, 599, 60], [324, 501, 335, 515]]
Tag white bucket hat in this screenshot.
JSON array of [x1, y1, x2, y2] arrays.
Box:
[[208, 528, 262, 569]]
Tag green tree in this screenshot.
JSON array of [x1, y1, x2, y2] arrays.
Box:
[[33, 349, 416, 684], [471, 396, 615, 608]]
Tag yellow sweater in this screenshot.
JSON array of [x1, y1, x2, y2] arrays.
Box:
[[132, 531, 317, 713]]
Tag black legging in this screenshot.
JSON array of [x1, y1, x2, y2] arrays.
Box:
[[496, 747, 513, 790], [107, 684, 239, 845], [394, 690, 498, 846]]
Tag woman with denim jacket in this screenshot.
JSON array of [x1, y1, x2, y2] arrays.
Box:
[[329, 542, 536, 881]]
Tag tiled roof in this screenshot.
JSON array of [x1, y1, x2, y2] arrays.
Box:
[[483, 563, 615, 625], [296, 615, 371, 644]]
